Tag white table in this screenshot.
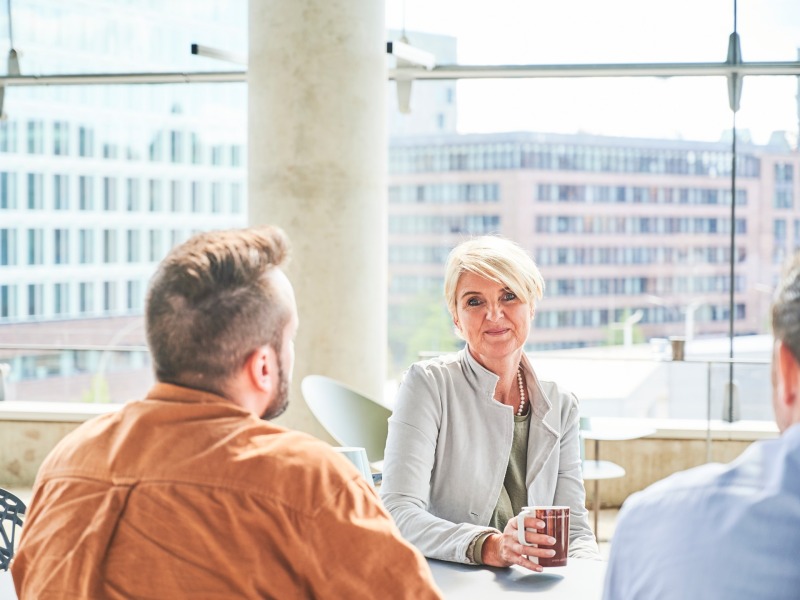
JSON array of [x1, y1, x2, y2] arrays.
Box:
[[427, 557, 607, 599]]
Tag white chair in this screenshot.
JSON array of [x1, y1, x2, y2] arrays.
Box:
[[301, 375, 392, 470]]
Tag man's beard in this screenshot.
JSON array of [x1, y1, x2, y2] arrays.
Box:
[[261, 359, 290, 420]]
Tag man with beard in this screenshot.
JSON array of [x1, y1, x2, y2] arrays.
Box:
[[12, 226, 441, 599]]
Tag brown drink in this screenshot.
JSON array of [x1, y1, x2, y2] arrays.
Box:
[[516, 506, 570, 567]]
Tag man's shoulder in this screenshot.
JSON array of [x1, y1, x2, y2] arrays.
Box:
[[619, 440, 773, 524], [38, 401, 368, 511], [624, 461, 726, 510]]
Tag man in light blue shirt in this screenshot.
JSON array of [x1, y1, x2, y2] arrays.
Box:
[[603, 254, 800, 600]]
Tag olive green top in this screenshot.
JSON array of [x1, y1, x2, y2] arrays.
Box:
[[470, 410, 530, 563]]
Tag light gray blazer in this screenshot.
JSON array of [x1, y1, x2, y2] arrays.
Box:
[[380, 347, 600, 563]]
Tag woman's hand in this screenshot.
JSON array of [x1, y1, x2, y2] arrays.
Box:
[[481, 515, 557, 572]]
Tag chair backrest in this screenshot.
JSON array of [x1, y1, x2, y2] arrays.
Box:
[[301, 375, 392, 465], [0, 488, 26, 572]]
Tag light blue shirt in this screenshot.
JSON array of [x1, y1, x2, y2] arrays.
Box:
[[603, 423, 800, 600]]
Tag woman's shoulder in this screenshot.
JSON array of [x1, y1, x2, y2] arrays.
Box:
[[395, 351, 471, 408], [405, 350, 465, 381], [536, 377, 579, 410]]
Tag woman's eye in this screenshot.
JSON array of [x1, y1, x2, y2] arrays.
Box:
[[503, 292, 517, 301], [466, 297, 481, 306]]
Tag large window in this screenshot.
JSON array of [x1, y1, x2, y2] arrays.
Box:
[[384, 0, 799, 421], [0, 0, 796, 426], [0, 1, 248, 404]]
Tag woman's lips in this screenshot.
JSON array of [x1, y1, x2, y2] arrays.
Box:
[[484, 328, 510, 336]]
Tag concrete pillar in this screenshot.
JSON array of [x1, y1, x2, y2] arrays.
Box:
[[248, 1, 387, 440]]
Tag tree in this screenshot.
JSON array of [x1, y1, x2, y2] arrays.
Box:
[[388, 293, 461, 378]]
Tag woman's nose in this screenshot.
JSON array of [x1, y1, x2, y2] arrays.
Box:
[[486, 304, 503, 321]]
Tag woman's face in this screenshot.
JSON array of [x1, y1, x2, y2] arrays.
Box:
[[453, 271, 533, 366]]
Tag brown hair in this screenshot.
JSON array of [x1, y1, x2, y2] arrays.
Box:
[[145, 226, 290, 386], [772, 252, 800, 363]]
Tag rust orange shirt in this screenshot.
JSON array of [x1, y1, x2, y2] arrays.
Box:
[[12, 383, 442, 599]]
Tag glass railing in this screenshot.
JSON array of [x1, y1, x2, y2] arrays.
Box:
[[417, 341, 772, 424], [0, 344, 153, 404], [0, 342, 771, 427]]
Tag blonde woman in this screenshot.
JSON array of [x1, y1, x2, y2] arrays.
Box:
[[381, 235, 599, 571]]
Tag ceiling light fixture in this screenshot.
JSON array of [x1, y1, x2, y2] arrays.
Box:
[[387, 37, 436, 114], [190, 43, 247, 66]]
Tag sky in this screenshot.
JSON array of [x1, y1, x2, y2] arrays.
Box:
[[385, 0, 800, 145]]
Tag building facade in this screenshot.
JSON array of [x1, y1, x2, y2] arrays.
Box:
[[388, 131, 799, 351]]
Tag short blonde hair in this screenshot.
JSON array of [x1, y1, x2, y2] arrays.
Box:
[[444, 235, 545, 317]]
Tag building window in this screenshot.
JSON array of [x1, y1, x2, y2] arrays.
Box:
[[103, 281, 118, 312], [211, 145, 224, 166], [191, 133, 203, 165], [774, 163, 794, 209], [230, 182, 243, 213], [0, 172, 16, 209], [170, 180, 183, 212], [79, 229, 94, 264], [0, 121, 18, 153], [54, 282, 70, 316], [774, 219, 787, 243], [127, 229, 140, 263], [102, 229, 118, 263], [149, 179, 163, 211], [79, 282, 94, 314], [53, 121, 70, 156], [103, 177, 118, 210], [54, 229, 70, 265], [170, 130, 183, 163], [27, 284, 44, 317], [0, 229, 16, 266], [103, 142, 118, 159], [191, 181, 204, 212], [126, 280, 142, 311], [79, 176, 94, 210], [27, 120, 44, 154], [231, 145, 242, 167], [27, 173, 44, 209], [149, 132, 164, 161], [211, 182, 223, 213], [54, 174, 70, 210], [78, 126, 94, 157], [0, 285, 16, 319], [27, 228, 44, 265], [126, 178, 140, 211], [774, 189, 793, 209], [775, 163, 794, 183], [148, 229, 162, 262]]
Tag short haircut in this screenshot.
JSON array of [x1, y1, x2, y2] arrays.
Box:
[[773, 252, 800, 363], [146, 226, 290, 386], [443, 235, 545, 317]]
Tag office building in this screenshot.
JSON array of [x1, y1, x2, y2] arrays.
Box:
[[388, 130, 799, 351]]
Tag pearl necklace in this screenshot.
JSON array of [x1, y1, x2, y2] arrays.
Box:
[[516, 367, 527, 416]]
